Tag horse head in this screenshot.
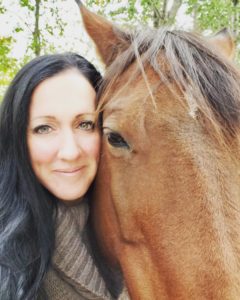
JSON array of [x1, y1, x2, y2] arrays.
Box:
[[76, 2, 240, 299]]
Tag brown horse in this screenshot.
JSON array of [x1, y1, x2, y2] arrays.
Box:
[[76, 2, 240, 299]]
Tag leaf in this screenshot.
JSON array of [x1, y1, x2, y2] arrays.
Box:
[[14, 27, 24, 33]]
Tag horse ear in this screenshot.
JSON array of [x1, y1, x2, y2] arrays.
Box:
[[208, 28, 235, 60], [75, 1, 130, 66]]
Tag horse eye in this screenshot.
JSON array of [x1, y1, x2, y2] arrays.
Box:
[[105, 131, 130, 150]]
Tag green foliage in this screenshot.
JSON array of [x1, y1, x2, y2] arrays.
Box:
[[19, 0, 35, 11], [0, 0, 239, 102], [14, 27, 24, 33], [0, 37, 19, 100], [185, 0, 240, 33], [185, 0, 240, 60], [0, 0, 5, 13], [86, 0, 182, 27], [0, 0, 67, 57], [0, 0, 69, 100], [0, 37, 17, 80], [86, 0, 240, 59]]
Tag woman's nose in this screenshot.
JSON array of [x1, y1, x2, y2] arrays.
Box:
[[57, 131, 82, 161]]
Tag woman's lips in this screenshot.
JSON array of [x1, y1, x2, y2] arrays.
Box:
[[53, 167, 84, 176]]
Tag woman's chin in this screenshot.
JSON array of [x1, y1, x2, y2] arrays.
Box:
[[59, 197, 85, 206]]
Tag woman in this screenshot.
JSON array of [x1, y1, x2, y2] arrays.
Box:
[[0, 53, 114, 299]]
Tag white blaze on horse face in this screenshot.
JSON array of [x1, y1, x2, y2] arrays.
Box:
[[184, 91, 198, 119], [27, 69, 101, 201]]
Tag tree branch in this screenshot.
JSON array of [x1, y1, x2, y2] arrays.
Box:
[[167, 0, 183, 22]]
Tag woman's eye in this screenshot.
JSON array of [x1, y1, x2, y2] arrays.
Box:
[[33, 125, 52, 134], [78, 121, 95, 131]]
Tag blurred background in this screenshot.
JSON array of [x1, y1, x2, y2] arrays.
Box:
[[0, 0, 240, 100]]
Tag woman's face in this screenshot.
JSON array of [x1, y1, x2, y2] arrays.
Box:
[[27, 68, 100, 201]]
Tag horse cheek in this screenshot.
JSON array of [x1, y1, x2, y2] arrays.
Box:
[[92, 144, 122, 267]]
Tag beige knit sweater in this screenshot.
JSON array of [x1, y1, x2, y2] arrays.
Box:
[[39, 199, 116, 300]]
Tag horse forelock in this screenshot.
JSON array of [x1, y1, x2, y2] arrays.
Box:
[[99, 27, 240, 150]]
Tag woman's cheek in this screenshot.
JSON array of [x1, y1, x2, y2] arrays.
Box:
[[28, 137, 58, 163], [81, 132, 101, 160]]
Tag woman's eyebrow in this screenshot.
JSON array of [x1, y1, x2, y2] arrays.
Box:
[[75, 113, 97, 119], [30, 115, 57, 121], [30, 113, 98, 122]]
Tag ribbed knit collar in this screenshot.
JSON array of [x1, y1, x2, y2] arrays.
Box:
[[51, 198, 113, 300]]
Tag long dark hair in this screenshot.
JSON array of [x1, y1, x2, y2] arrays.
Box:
[[0, 53, 102, 300]]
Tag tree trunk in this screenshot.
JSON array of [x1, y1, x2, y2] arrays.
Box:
[[152, 0, 165, 28], [153, 8, 161, 28], [152, 0, 183, 28], [192, 2, 199, 31], [231, 0, 239, 36], [167, 0, 183, 24], [33, 0, 41, 56]]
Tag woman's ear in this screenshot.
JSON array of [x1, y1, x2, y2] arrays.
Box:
[[208, 28, 235, 60], [75, 1, 130, 67]]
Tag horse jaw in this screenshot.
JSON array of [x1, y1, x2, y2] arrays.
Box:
[[208, 28, 235, 60], [75, 1, 130, 66]]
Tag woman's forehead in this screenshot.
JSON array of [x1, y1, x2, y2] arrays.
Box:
[[29, 69, 97, 119]]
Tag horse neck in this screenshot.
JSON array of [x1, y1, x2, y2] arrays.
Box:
[[187, 133, 240, 242], [165, 133, 240, 299]]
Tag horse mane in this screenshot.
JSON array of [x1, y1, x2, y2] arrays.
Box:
[[100, 27, 240, 148]]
